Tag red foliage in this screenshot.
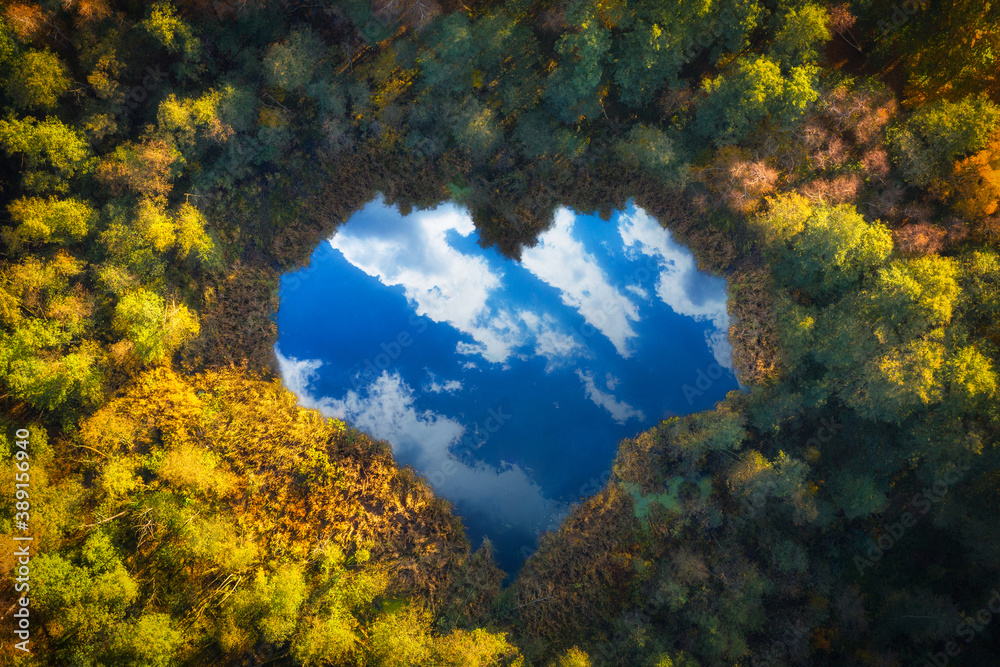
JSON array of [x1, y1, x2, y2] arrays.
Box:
[[893, 222, 946, 256], [821, 85, 898, 146], [798, 174, 862, 204], [860, 147, 891, 182]]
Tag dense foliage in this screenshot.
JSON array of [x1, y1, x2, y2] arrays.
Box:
[[0, 0, 998, 665]]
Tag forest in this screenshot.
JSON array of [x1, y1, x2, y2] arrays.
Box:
[[0, 0, 998, 664]]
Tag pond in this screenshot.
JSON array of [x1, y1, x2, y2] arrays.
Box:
[[276, 196, 739, 573]]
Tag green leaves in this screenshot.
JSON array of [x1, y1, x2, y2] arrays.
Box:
[[615, 124, 685, 185], [545, 18, 611, 124], [0, 116, 94, 193], [112, 289, 200, 366], [143, 1, 201, 61], [6, 196, 95, 246], [766, 200, 893, 300], [696, 55, 820, 145], [888, 96, 1000, 187], [4, 50, 71, 112], [770, 3, 831, 67], [264, 28, 326, 95]]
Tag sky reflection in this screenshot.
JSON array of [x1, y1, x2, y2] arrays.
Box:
[[276, 196, 738, 572]]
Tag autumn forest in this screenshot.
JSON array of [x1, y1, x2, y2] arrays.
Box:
[[1, 0, 999, 665]]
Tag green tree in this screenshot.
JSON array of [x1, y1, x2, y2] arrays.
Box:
[[264, 28, 325, 95], [549, 646, 592, 666], [6, 196, 95, 246], [5, 49, 71, 111], [544, 14, 610, 124], [874, 0, 1000, 102], [845, 338, 946, 423], [367, 603, 433, 666], [888, 96, 1000, 187], [454, 99, 500, 163], [110, 613, 184, 667], [615, 124, 686, 184], [2, 340, 104, 413], [696, 55, 820, 145], [112, 289, 200, 365], [867, 256, 960, 339], [32, 530, 139, 664], [0, 116, 94, 192], [770, 3, 831, 66], [143, 1, 201, 62], [770, 202, 893, 299], [613, 0, 763, 108]]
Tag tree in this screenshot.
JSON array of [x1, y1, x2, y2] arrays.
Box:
[[695, 55, 820, 146], [158, 442, 235, 496], [264, 28, 325, 95], [417, 14, 475, 96], [770, 3, 831, 67], [769, 201, 893, 299], [6, 195, 95, 246], [943, 345, 997, 411], [845, 338, 946, 423], [613, 0, 763, 108], [549, 646, 592, 666], [615, 124, 686, 185], [874, 0, 1000, 102], [143, 1, 201, 62], [156, 90, 231, 150], [109, 613, 184, 667], [867, 255, 960, 339], [544, 14, 610, 124], [951, 138, 1000, 220], [31, 530, 139, 664], [888, 96, 1000, 187], [367, 603, 433, 666], [431, 627, 522, 666], [0, 116, 94, 192], [96, 139, 182, 201], [172, 202, 215, 263], [5, 49, 71, 111], [2, 340, 104, 413], [453, 99, 500, 163], [112, 289, 200, 365]]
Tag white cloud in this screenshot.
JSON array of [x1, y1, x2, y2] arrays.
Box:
[[519, 311, 587, 371], [625, 284, 648, 299], [617, 207, 733, 369], [275, 345, 564, 538], [424, 371, 463, 394], [577, 370, 646, 424], [331, 197, 520, 362], [330, 196, 586, 368], [521, 208, 641, 358]]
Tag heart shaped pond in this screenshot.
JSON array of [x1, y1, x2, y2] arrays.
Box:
[[276, 196, 739, 573]]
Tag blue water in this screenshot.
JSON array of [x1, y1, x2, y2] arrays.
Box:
[[276, 196, 738, 573]]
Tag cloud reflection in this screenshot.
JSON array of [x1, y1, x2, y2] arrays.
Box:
[[617, 207, 733, 368], [275, 347, 565, 540]]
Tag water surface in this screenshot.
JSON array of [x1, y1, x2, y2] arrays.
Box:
[[276, 197, 738, 572]]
